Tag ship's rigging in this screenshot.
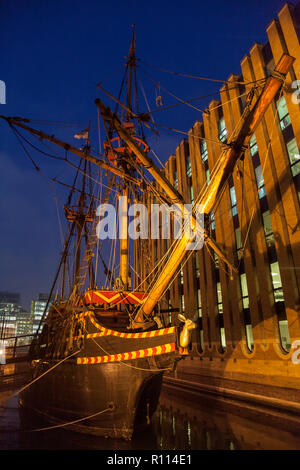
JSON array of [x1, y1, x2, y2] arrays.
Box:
[[0, 27, 294, 332]]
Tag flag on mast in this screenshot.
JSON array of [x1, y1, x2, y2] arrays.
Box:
[[74, 128, 89, 139]]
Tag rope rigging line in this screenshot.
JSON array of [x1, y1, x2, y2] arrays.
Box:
[[140, 59, 267, 86], [13, 349, 80, 397]]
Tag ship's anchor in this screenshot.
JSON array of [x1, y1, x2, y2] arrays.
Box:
[[178, 314, 196, 355]]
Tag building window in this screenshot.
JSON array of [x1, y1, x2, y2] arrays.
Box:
[[181, 294, 185, 313], [195, 254, 200, 278], [197, 288, 202, 316], [286, 138, 300, 177], [205, 168, 210, 184], [186, 155, 192, 177], [174, 171, 178, 190], [240, 273, 249, 309], [216, 282, 223, 313], [190, 185, 194, 204], [210, 211, 215, 231], [277, 96, 291, 131], [229, 185, 238, 216], [249, 133, 258, 156], [254, 165, 266, 199], [200, 140, 208, 162], [154, 241, 158, 266], [262, 210, 275, 247], [180, 265, 184, 285], [196, 287, 204, 351], [270, 261, 283, 302], [218, 116, 227, 143], [235, 227, 242, 259]]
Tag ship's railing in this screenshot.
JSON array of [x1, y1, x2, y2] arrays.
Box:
[[1, 334, 34, 363]]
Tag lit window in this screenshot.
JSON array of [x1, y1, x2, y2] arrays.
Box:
[[235, 227, 242, 258], [195, 255, 200, 278], [249, 134, 258, 156], [210, 211, 215, 231], [286, 138, 300, 177], [200, 140, 208, 162], [181, 294, 185, 312], [205, 168, 210, 184], [220, 328, 226, 349], [270, 261, 283, 302], [197, 288, 202, 317], [278, 319, 291, 353], [218, 116, 227, 143], [254, 165, 266, 199], [186, 156, 192, 177], [216, 282, 223, 313], [229, 185, 238, 216], [240, 273, 249, 309], [245, 325, 254, 352], [174, 171, 178, 190], [190, 185, 194, 204], [262, 210, 275, 247], [277, 96, 291, 131]]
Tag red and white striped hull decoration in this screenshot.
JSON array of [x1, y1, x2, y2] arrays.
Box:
[[83, 290, 148, 305], [77, 342, 176, 365], [88, 312, 176, 338]]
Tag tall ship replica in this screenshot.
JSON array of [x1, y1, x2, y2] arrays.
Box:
[[0, 28, 294, 439]]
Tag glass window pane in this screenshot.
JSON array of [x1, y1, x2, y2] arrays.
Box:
[[206, 169, 210, 183], [249, 134, 258, 156], [186, 156, 192, 177], [291, 161, 300, 177], [240, 273, 248, 298], [190, 185, 194, 204], [200, 140, 208, 162], [220, 327, 226, 348], [274, 288, 284, 302], [277, 96, 289, 121], [262, 210, 273, 236], [270, 261, 282, 290], [286, 138, 300, 166], [246, 324, 254, 351], [216, 282, 222, 304], [279, 320, 291, 352], [218, 117, 227, 142], [230, 186, 237, 207], [235, 228, 242, 250]]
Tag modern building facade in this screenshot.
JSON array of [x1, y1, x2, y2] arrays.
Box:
[[0, 291, 32, 345], [30, 293, 51, 334], [134, 2, 300, 410]]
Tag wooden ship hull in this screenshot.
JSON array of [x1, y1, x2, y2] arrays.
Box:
[[19, 291, 182, 439]]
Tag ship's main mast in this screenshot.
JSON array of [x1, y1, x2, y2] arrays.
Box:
[[96, 53, 294, 327]]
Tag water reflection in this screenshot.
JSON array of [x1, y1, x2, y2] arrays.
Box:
[[0, 389, 300, 450]]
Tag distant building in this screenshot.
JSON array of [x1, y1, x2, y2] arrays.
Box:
[[0, 291, 21, 340], [0, 291, 32, 345], [16, 309, 33, 337], [30, 293, 52, 334]]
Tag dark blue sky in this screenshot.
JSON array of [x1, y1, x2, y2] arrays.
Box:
[[0, 0, 287, 309]]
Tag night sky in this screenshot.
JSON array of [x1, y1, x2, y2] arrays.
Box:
[[0, 0, 287, 310]]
